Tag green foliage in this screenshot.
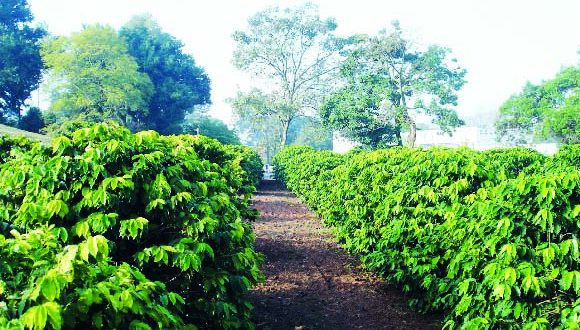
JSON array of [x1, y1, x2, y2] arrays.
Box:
[[18, 107, 45, 133], [175, 134, 262, 214], [481, 147, 545, 177], [0, 0, 46, 124], [183, 115, 241, 145], [287, 117, 333, 150], [274, 145, 580, 329], [321, 22, 466, 148], [496, 66, 579, 144], [41, 24, 153, 132], [0, 123, 264, 329], [272, 145, 315, 184], [120, 15, 211, 134], [550, 144, 580, 170], [42, 112, 117, 137], [0, 133, 40, 164], [224, 145, 264, 189]]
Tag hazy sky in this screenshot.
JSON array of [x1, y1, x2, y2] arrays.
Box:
[[28, 0, 580, 125]]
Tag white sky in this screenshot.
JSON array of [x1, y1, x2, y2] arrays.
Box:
[[28, 0, 580, 126]]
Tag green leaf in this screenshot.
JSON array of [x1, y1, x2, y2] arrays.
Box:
[[41, 276, 58, 302], [79, 242, 90, 261], [560, 270, 574, 290], [22, 304, 47, 330], [44, 302, 63, 329], [88, 236, 99, 257], [504, 267, 517, 285]]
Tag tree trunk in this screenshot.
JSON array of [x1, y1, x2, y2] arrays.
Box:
[[280, 119, 290, 148], [398, 75, 416, 148], [399, 101, 416, 147], [407, 120, 416, 148], [395, 127, 403, 146]]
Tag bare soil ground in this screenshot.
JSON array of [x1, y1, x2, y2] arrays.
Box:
[[247, 180, 440, 330]]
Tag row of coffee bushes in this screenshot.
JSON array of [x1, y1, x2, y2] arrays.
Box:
[[223, 145, 264, 190], [0, 124, 264, 329], [0, 135, 40, 163], [274, 145, 579, 329]]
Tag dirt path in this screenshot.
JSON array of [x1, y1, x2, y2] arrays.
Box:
[[247, 180, 440, 330]]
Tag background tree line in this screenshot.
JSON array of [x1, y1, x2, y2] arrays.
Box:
[[231, 3, 577, 158], [495, 64, 578, 145], [2, 0, 577, 157], [1, 1, 240, 145]]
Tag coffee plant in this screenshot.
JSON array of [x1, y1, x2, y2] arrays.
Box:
[[274, 145, 580, 329], [223, 145, 264, 190], [0, 124, 264, 329]]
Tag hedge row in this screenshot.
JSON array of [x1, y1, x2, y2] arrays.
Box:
[[274, 145, 579, 329], [0, 124, 264, 329]]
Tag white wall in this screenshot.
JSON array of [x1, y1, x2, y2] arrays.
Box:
[[332, 127, 560, 155]]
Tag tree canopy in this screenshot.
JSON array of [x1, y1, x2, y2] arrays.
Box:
[[42, 24, 153, 131], [231, 3, 345, 147], [182, 114, 240, 145], [495, 65, 579, 144], [287, 116, 332, 150], [321, 22, 466, 148], [17, 106, 44, 133], [120, 15, 211, 134], [233, 96, 282, 163], [232, 91, 332, 162], [0, 0, 46, 124]]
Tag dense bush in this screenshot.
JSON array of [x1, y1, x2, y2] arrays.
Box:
[[550, 144, 580, 170], [0, 124, 263, 329], [178, 135, 263, 220], [0, 135, 41, 164], [480, 147, 545, 177], [272, 145, 314, 184], [274, 145, 579, 329], [223, 145, 264, 189]]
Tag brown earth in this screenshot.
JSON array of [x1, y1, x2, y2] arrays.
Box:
[[247, 180, 441, 330]]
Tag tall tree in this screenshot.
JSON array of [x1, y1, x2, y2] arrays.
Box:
[[120, 15, 211, 134], [232, 94, 282, 163], [495, 65, 579, 144], [42, 24, 153, 131], [232, 3, 345, 147], [321, 22, 466, 148], [0, 0, 46, 124]]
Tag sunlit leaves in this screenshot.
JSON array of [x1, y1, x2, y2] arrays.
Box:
[[21, 302, 62, 330], [41, 25, 154, 131], [119, 217, 149, 239]]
